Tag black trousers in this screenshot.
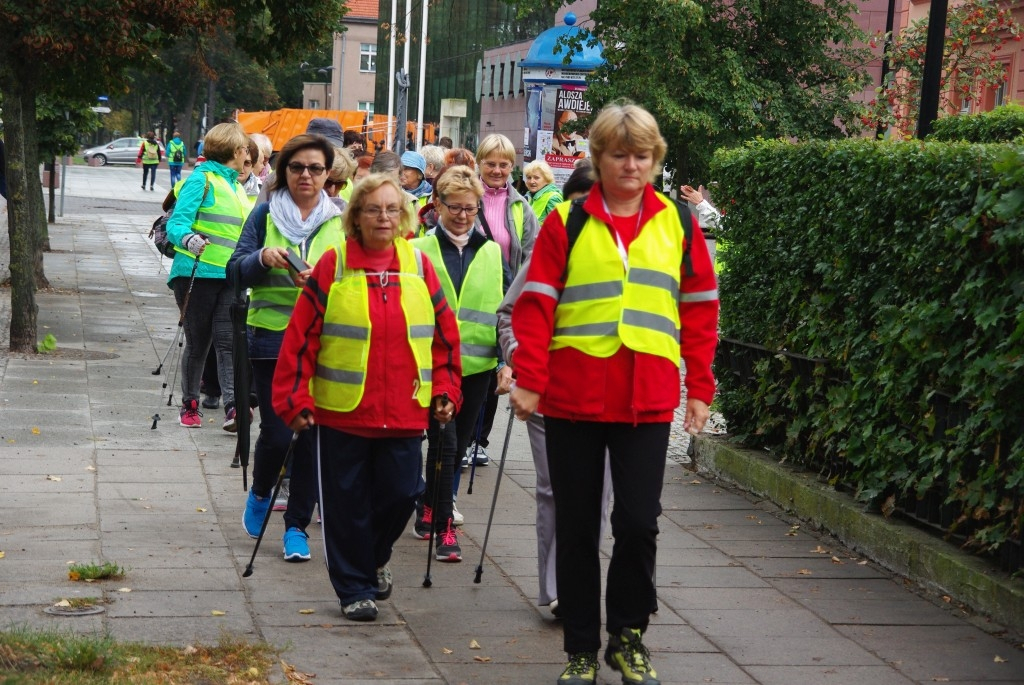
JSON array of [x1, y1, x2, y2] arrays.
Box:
[[545, 417, 669, 655]]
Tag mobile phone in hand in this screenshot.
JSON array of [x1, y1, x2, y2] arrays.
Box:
[[285, 250, 308, 273]]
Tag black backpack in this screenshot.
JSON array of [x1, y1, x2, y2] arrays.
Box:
[[148, 174, 210, 258]]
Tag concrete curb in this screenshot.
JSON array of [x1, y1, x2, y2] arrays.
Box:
[[694, 435, 1024, 636]]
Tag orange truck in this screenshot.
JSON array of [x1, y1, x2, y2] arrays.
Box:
[[237, 108, 437, 152]]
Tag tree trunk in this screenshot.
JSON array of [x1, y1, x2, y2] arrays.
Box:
[[182, 76, 200, 159], [23, 105, 51, 289], [0, 66, 40, 352]]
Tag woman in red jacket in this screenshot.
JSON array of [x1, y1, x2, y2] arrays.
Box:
[[273, 173, 461, 622], [510, 102, 719, 685]]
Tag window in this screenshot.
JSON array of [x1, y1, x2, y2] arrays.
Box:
[[360, 43, 377, 73], [308, 99, 320, 110], [358, 101, 375, 116]]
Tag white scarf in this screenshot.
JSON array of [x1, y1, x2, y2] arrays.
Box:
[[268, 189, 341, 245], [440, 224, 471, 254]]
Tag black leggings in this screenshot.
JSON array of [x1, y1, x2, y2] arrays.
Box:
[[142, 164, 157, 188], [172, 276, 234, 409]]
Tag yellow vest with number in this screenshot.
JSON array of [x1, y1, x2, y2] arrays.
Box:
[[412, 235, 502, 375], [247, 216, 344, 331], [313, 239, 434, 412], [552, 200, 683, 367], [173, 174, 250, 267]]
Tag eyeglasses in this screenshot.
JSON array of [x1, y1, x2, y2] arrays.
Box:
[[287, 162, 327, 176], [440, 200, 480, 216], [360, 206, 402, 219], [324, 178, 345, 188], [243, 160, 253, 168]]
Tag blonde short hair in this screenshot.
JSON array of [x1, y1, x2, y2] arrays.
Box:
[[202, 122, 250, 164], [435, 165, 484, 202], [523, 159, 555, 185], [588, 101, 667, 183], [475, 134, 516, 166], [249, 133, 273, 162], [342, 173, 416, 242], [330, 147, 357, 183], [419, 145, 446, 173]]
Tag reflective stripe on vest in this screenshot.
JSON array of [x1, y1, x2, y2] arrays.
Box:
[[412, 235, 502, 375], [549, 199, 684, 366], [247, 215, 344, 331], [173, 174, 250, 267], [530, 188, 559, 220], [312, 240, 434, 412]]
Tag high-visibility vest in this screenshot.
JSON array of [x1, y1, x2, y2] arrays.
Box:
[[511, 200, 525, 240], [412, 235, 502, 375], [549, 200, 684, 367], [142, 141, 159, 162], [172, 174, 250, 267], [530, 187, 561, 221], [246, 216, 344, 331], [312, 239, 435, 412]]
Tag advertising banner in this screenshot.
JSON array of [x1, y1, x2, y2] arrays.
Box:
[[523, 84, 593, 186]]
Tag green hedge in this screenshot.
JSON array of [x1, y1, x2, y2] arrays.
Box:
[[710, 138, 1024, 557], [928, 103, 1024, 143]]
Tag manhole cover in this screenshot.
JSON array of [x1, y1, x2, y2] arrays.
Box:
[[44, 604, 106, 616]]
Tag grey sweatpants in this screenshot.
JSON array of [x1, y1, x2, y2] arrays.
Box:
[[172, 276, 234, 411]]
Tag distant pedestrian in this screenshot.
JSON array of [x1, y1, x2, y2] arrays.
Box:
[[438, 136, 453, 150], [167, 131, 187, 187], [137, 131, 162, 191]]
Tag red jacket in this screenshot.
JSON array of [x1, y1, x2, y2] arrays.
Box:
[[273, 238, 462, 435], [511, 183, 718, 423]]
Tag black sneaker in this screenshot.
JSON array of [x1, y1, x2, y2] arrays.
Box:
[[202, 394, 221, 409], [412, 504, 432, 540], [557, 652, 598, 684], [376, 564, 393, 600], [604, 628, 659, 684], [341, 598, 378, 621], [435, 518, 462, 562]]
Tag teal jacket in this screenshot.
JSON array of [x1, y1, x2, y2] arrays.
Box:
[[166, 160, 242, 284]]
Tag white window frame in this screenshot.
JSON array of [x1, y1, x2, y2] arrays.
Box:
[[360, 43, 377, 73]]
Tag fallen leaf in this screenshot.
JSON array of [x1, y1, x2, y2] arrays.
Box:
[[442, 647, 454, 655], [182, 645, 198, 655], [46, 475, 62, 481], [831, 556, 845, 564], [298, 609, 315, 614], [117, 587, 132, 593], [32, 427, 41, 435], [196, 507, 207, 512], [994, 655, 1007, 663], [68, 571, 81, 581], [932, 678, 950, 682], [857, 560, 869, 565], [473, 656, 492, 662], [746, 515, 758, 520], [942, 595, 951, 603], [469, 639, 481, 649], [54, 599, 71, 607], [86, 465, 96, 471], [211, 610, 226, 616], [33, 380, 38, 384], [84, 578, 95, 583], [797, 569, 813, 575], [247, 667, 260, 677], [689, 479, 702, 485], [0, 551, 4, 559], [811, 546, 829, 554], [880, 493, 897, 518]]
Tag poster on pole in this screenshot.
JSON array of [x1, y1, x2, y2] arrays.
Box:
[[523, 84, 592, 186]]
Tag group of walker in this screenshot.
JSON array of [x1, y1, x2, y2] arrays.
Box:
[[159, 101, 719, 685]]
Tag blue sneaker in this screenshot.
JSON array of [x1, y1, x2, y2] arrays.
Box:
[[282, 527, 311, 562], [243, 489, 270, 539]]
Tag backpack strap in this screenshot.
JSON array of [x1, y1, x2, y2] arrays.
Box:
[[671, 198, 696, 278]]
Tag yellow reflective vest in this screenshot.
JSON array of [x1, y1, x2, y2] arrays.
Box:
[[551, 200, 684, 367], [247, 216, 344, 331], [173, 174, 250, 268], [412, 235, 502, 375], [312, 240, 435, 412]]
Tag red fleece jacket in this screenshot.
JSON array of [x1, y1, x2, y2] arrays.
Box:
[[273, 238, 462, 436], [510, 183, 719, 424]]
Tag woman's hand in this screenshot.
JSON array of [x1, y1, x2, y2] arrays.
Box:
[[680, 185, 704, 205], [683, 399, 710, 435], [432, 395, 455, 424], [495, 365, 513, 395], [262, 247, 312, 287], [184, 234, 207, 256], [510, 386, 540, 420], [288, 409, 315, 432]]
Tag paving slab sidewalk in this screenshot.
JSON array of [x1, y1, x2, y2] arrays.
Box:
[[0, 165, 1022, 684]]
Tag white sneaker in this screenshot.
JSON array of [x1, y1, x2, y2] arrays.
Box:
[[452, 503, 464, 526]]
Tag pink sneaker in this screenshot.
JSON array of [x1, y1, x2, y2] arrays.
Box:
[[179, 399, 202, 427]]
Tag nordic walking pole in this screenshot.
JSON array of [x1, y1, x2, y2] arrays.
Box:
[[474, 401, 515, 584], [153, 254, 200, 376], [423, 393, 449, 588], [243, 429, 301, 578], [466, 403, 486, 495]]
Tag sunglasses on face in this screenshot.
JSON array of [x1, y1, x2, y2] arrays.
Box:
[[287, 162, 327, 176]]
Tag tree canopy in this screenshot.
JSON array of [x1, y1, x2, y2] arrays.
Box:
[[506, 0, 872, 184]]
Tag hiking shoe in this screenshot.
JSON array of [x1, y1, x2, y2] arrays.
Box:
[[341, 598, 378, 621], [222, 404, 253, 433], [451, 503, 464, 527], [435, 518, 462, 562], [460, 451, 470, 469], [272, 479, 290, 511], [557, 652, 599, 684], [202, 394, 221, 409], [469, 442, 490, 466], [604, 628, 659, 684], [282, 527, 310, 562], [376, 565, 393, 600], [243, 489, 271, 538], [178, 399, 202, 427], [412, 504, 432, 539]]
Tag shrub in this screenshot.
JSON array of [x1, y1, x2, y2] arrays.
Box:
[[929, 103, 1024, 143]]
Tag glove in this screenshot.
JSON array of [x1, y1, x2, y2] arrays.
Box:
[[184, 234, 207, 256]]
